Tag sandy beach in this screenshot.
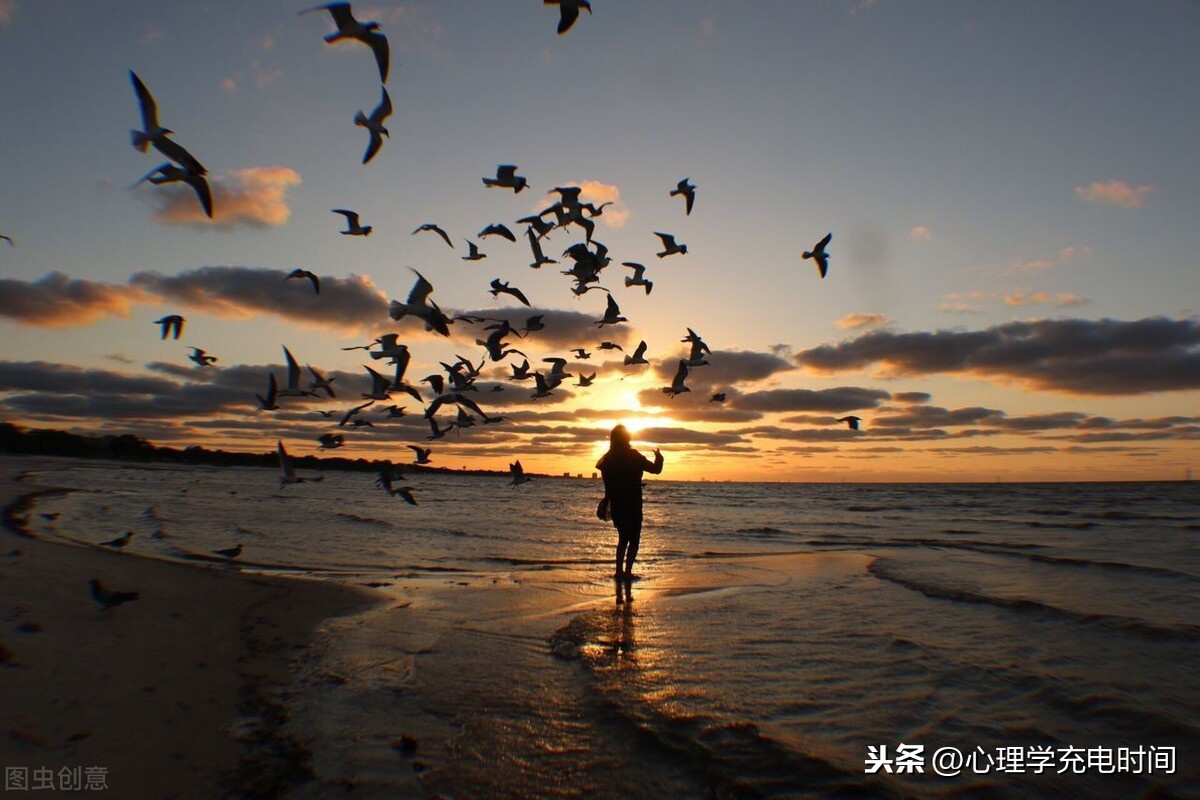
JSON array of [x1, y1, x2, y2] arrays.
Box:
[[0, 458, 379, 798]]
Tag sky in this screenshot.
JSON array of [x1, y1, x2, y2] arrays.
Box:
[[0, 0, 1198, 482]]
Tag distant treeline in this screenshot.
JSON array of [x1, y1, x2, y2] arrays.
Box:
[[0, 422, 516, 478]]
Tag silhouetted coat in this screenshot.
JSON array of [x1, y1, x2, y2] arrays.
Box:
[[596, 446, 664, 525]]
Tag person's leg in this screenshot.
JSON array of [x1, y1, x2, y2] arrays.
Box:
[[623, 516, 642, 576], [615, 525, 629, 578]]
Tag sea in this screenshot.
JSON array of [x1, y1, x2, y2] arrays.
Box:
[[15, 458, 1200, 799]]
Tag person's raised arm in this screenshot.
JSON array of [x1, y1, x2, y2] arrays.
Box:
[[647, 447, 664, 474]]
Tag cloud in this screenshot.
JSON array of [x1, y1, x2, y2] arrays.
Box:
[[1058, 245, 1094, 263], [836, 313, 890, 330], [908, 225, 932, 241], [938, 290, 996, 313], [795, 316, 1200, 395], [453, 307, 628, 350], [1010, 258, 1056, 272], [872, 405, 1006, 429], [1003, 291, 1088, 308], [892, 392, 931, 404], [1074, 180, 1154, 208], [129, 266, 388, 333], [563, 181, 630, 228], [0, 272, 149, 328], [0, 1, 15, 26], [139, 27, 163, 44], [651, 349, 795, 387], [144, 166, 301, 228], [733, 386, 891, 413]]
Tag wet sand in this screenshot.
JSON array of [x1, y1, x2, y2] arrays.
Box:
[[0, 458, 380, 798]]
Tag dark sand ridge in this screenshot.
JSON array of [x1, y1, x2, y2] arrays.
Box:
[[0, 456, 380, 798]]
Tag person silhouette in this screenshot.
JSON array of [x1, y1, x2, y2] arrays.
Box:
[[596, 425, 664, 579]]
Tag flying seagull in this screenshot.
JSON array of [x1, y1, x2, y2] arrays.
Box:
[[389, 269, 453, 337], [595, 293, 627, 327], [622, 262, 653, 295], [354, 87, 392, 164], [0, 230, 15, 246], [408, 445, 432, 464], [509, 460, 532, 487], [277, 440, 306, 486], [670, 178, 696, 215], [479, 223, 516, 242], [462, 240, 486, 261], [300, 2, 390, 83], [526, 227, 557, 268], [279, 346, 316, 398], [318, 433, 345, 450], [710, 392, 727, 403], [545, 0, 591, 35], [133, 162, 213, 219], [155, 315, 185, 340], [128, 70, 207, 175], [89, 578, 139, 612], [339, 399, 375, 427], [285, 268, 321, 294], [188, 347, 217, 367], [623, 340, 649, 366], [490, 279, 530, 306], [836, 415, 862, 430], [332, 209, 372, 236], [655, 232, 688, 258], [483, 164, 528, 193], [413, 223, 454, 248], [802, 232, 833, 279], [256, 373, 280, 411], [663, 360, 691, 398]]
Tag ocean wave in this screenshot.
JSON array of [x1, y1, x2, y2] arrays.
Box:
[[549, 610, 902, 798], [1024, 520, 1098, 530], [868, 560, 1200, 642], [334, 512, 393, 528]]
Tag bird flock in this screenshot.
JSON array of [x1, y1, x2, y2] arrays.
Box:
[[9, 2, 848, 581]]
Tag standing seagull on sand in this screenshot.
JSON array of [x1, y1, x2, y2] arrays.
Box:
[[545, 0, 591, 35], [300, 2, 390, 83], [354, 87, 392, 164], [128, 71, 207, 175], [803, 232, 833, 279], [214, 543, 243, 560], [155, 315, 185, 340], [133, 162, 213, 219], [332, 209, 372, 236], [89, 579, 139, 612], [670, 178, 696, 215]]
